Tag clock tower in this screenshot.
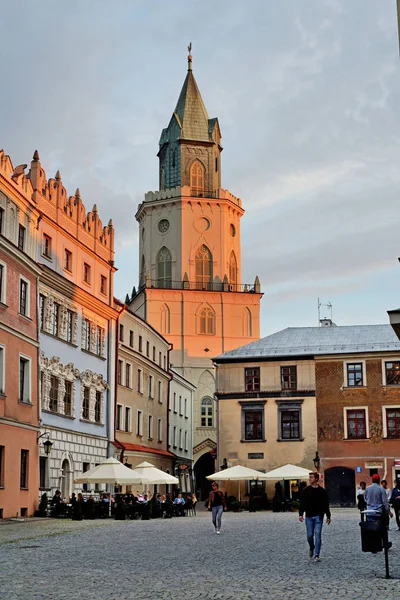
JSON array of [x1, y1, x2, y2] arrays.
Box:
[[128, 50, 262, 495]]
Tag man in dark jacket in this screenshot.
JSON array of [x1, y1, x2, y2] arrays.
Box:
[[299, 472, 331, 562]]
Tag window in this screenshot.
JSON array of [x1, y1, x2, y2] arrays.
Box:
[[184, 398, 188, 418], [42, 234, 52, 258], [96, 326, 102, 356], [0, 346, 4, 395], [179, 395, 183, 415], [52, 302, 60, 336], [139, 255, 146, 288], [95, 391, 102, 423], [243, 307, 252, 337], [201, 397, 213, 427], [240, 402, 265, 441], [280, 410, 300, 439], [228, 251, 237, 286], [190, 161, 204, 195], [173, 426, 177, 447], [119, 324, 124, 342], [137, 410, 143, 436], [83, 262, 91, 284], [148, 415, 153, 439], [19, 357, 31, 404], [116, 404, 122, 430], [39, 456, 48, 489], [281, 366, 297, 391], [100, 275, 107, 295], [153, 346, 156, 362], [146, 341, 150, 357], [195, 245, 212, 289], [0, 445, 3, 487], [199, 306, 215, 335], [173, 393, 177, 413], [346, 409, 366, 439], [66, 310, 74, 343], [137, 369, 143, 393], [179, 428, 182, 449], [20, 450, 28, 488], [385, 362, 400, 385], [159, 352, 162, 366], [149, 375, 154, 398], [0, 207, 3, 234], [158, 381, 162, 403], [164, 356, 166, 370], [19, 279, 28, 316], [126, 363, 131, 388], [18, 225, 25, 251], [386, 408, 400, 438], [184, 431, 188, 451], [64, 249, 72, 272], [38, 294, 45, 330], [125, 407, 131, 432], [0, 261, 6, 304], [48, 375, 58, 412], [245, 367, 260, 392], [347, 363, 363, 387], [139, 336, 143, 352], [158, 418, 162, 442], [157, 247, 172, 288], [83, 318, 91, 351], [129, 330, 133, 347], [118, 360, 123, 385], [82, 388, 90, 420], [64, 381, 72, 416]]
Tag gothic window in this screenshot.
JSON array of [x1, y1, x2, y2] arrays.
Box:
[[229, 251, 237, 286], [190, 161, 204, 196], [160, 303, 170, 334], [199, 305, 216, 335], [243, 307, 252, 337], [140, 255, 146, 288], [157, 247, 172, 288], [195, 245, 212, 289], [160, 166, 166, 191], [201, 397, 214, 427]]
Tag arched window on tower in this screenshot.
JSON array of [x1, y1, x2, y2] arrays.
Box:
[[139, 255, 146, 289], [198, 305, 216, 335], [190, 161, 204, 196], [243, 307, 252, 337], [160, 166, 166, 191], [201, 397, 214, 427], [229, 251, 237, 287], [160, 304, 170, 334], [195, 245, 213, 289], [157, 246, 172, 288]]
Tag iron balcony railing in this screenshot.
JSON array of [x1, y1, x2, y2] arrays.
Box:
[[138, 280, 259, 293]]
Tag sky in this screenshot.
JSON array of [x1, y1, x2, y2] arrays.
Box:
[[1, 0, 400, 337]]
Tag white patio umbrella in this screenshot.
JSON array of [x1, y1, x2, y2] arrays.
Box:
[[130, 461, 179, 485], [207, 465, 268, 501], [263, 464, 312, 481], [74, 457, 142, 485]]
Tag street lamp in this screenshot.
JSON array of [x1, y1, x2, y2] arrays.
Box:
[[313, 451, 320, 471], [37, 432, 53, 455]]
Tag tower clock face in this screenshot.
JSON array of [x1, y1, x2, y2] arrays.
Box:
[[158, 219, 170, 233], [230, 223, 236, 237]]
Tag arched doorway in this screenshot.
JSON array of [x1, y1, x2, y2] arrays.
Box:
[[324, 466, 355, 507], [61, 459, 72, 500], [194, 452, 215, 500]]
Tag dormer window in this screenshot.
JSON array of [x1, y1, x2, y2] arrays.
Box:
[[190, 161, 204, 196]]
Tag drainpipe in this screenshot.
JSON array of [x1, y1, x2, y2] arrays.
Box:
[[167, 342, 173, 476]]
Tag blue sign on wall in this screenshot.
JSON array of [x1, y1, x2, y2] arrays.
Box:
[[356, 466, 362, 473]]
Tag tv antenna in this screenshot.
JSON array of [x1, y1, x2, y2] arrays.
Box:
[[317, 297, 333, 325]]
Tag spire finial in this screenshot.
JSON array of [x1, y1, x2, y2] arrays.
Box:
[[187, 42, 192, 71]]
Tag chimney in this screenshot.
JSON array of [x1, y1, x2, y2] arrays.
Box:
[[319, 318, 336, 328]]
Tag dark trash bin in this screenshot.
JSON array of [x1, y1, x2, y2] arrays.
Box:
[[360, 520, 383, 554]]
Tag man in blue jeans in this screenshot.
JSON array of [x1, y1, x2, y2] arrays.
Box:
[[299, 472, 331, 562]]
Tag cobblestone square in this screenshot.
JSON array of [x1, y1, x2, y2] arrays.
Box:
[[1, 509, 399, 599]]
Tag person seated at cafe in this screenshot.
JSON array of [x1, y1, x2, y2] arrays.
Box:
[[164, 494, 173, 518], [142, 494, 149, 504], [51, 490, 62, 517], [85, 495, 96, 519], [137, 491, 144, 502], [69, 493, 77, 507], [72, 493, 84, 521], [173, 493, 185, 516], [114, 494, 126, 521]]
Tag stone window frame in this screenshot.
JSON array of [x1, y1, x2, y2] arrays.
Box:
[[19, 353, 32, 404], [79, 369, 109, 426], [39, 352, 79, 418], [381, 405, 400, 439], [0, 259, 7, 305], [276, 400, 304, 442], [239, 401, 267, 442], [19, 276, 30, 318], [343, 405, 370, 440], [81, 311, 106, 358], [382, 358, 400, 386], [343, 360, 367, 388], [39, 290, 79, 346]]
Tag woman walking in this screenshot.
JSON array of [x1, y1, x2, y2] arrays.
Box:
[[208, 481, 226, 534]]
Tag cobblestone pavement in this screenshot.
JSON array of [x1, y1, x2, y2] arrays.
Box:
[[1, 509, 399, 600]]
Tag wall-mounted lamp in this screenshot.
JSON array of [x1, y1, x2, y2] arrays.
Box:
[[313, 451, 320, 471], [37, 432, 53, 455]]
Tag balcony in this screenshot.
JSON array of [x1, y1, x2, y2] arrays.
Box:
[[138, 279, 261, 294]]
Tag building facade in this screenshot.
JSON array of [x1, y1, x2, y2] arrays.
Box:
[[168, 368, 195, 492], [128, 52, 262, 492], [114, 306, 174, 486], [27, 151, 118, 500], [0, 150, 41, 518]]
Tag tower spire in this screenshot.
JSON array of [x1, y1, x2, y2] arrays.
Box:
[[188, 42, 192, 71]]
